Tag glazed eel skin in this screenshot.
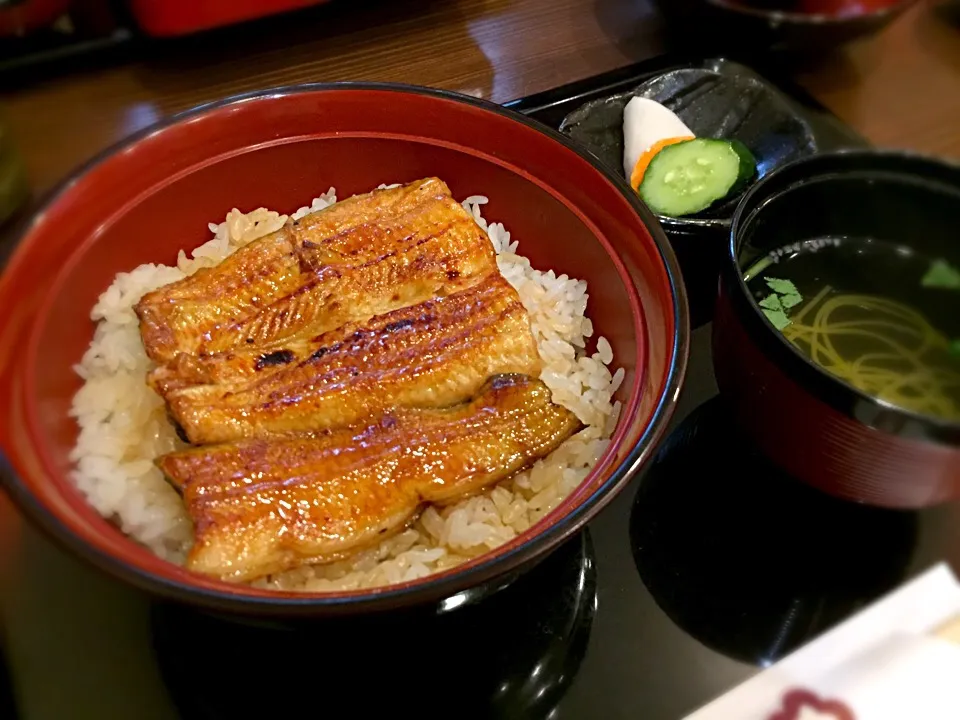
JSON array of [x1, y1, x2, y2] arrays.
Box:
[[163, 272, 542, 444], [157, 375, 582, 582], [135, 177, 494, 365]]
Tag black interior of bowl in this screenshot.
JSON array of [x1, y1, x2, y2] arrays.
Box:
[[737, 166, 960, 277], [737, 166, 960, 340], [560, 61, 818, 226]]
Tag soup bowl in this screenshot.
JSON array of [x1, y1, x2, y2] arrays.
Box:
[[0, 84, 689, 616], [714, 150, 960, 509]]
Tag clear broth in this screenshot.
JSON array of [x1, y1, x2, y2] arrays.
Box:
[[744, 236, 960, 422]]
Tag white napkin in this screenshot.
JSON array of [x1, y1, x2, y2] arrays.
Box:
[[685, 563, 960, 720]]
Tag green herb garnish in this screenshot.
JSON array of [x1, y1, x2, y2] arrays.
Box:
[[922, 259, 960, 290], [759, 294, 783, 312], [764, 308, 792, 331], [950, 339, 960, 358], [765, 277, 800, 295], [780, 292, 803, 310], [759, 277, 803, 330]]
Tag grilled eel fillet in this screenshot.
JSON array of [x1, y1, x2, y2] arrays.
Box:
[[157, 375, 582, 582], [146, 207, 496, 395], [164, 273, 542, 444], [135, 178, 493, 365]]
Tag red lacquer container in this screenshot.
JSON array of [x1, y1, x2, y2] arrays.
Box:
[[126, 0, 331, 37], [0, 84, 688, 615], [714, 150, 960, 509]]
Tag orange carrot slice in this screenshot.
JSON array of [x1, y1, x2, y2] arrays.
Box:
[[630, 136, 695, 190]]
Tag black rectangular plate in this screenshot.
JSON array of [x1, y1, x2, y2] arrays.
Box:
[[505, 55, 869, 328], [506, 54, 867, 152]]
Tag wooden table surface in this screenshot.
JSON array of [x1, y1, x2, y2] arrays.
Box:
[[1, 0, 959, 197]]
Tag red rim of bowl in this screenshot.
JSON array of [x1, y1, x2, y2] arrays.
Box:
[[0, 83, 690, 614]]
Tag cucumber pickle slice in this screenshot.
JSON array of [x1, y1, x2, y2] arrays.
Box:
[[638, 138, 756, 218]]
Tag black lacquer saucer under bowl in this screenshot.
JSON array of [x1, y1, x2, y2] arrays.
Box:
[[152, 532, 598, 720]]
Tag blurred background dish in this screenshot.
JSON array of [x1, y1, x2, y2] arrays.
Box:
[[652, 0, 919, 53], [125, 0, 332, 37], [0, 0, 133, 83], [714, 150, 960, 509], [0, 0, 71, 37]]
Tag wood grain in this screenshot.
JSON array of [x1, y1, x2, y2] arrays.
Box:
[[0, 0, 958, 197], [796, 1, 960, 158]]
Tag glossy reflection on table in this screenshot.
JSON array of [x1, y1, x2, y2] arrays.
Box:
[[631, 396, 919, 666]]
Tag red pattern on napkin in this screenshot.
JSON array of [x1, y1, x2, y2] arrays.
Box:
[[768, 689, 856, 720]]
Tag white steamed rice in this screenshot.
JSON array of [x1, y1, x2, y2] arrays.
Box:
[[69, 185, 624, 592]]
